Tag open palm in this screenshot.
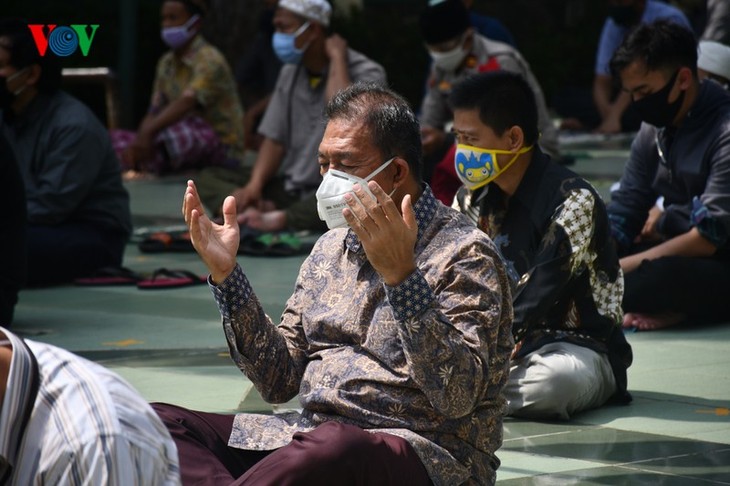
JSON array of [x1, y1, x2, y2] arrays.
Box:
[[182, 181, 240, 284]]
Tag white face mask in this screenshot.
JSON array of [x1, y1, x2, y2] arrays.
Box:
[[428, 35, 469, 71], [316, 157, 395, 230]]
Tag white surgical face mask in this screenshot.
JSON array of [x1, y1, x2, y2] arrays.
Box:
[[316, 157, 395, 230], [428, 34, 469, 72]]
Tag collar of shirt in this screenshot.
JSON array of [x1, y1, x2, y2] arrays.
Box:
[[481, 146, 549, 211], [178, 34, 206, 68], [345, 183, 438, 254], [0, 329, 39, 472]]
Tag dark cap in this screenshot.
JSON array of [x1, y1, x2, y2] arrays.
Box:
[[419, 0, 470, 45], [164, 0, 209, 16]]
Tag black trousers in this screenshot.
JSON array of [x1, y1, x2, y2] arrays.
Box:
[[623, 255, 730, 324], [153, 402, 433, 486], [25, 222, 127, 286]]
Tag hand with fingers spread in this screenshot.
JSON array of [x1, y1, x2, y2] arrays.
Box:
[[343, 180, 418, 286], [182, 180, 240, 284]]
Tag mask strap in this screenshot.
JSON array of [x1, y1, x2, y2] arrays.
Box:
[[496, 145, 533, 172], [364, 157, 396, 182], [6, 66, 29, 83], [292, 21, 312, 55], [294, 21, 311, 38], [183, 14, 201, 32], [7, 67, 30, 97]]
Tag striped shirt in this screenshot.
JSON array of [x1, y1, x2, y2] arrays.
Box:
[[0, 328, 180, 485]]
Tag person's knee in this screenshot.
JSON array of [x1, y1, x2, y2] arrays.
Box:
[[507, 351, 589, 419], [508, 365, 579, 419], [293, 422, 373, 466]]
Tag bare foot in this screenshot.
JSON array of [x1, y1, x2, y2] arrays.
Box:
[[622, 312, 685, 331], [237, 208, 287, 232], [122, 169, 156, 182], [259, 200, 276, 212]]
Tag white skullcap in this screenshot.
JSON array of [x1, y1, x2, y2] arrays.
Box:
[[698, 40, 730, 81], [278, 0, 332, 27]]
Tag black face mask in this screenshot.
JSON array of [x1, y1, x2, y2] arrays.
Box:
[[0, 69, 27, 111], [608, 5, 640, 27], [632, 70, 685, 128], [0, 76, 14, 110]]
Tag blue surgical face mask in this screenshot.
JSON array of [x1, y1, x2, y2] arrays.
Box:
[[161, 14, 200, 50], [272, 21, 311, 64]]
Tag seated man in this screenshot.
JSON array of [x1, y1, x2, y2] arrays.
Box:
[[0, 133, 25, 325], [607, 21, 730, 331], [590, 0, 690, 134], [0, 19, 132, 286], [451, 71, 633, 419], [0, 326, 180, 484], [631, 39, 730, 243], [197, 0, 386, 234], [417, 0, 561, 203], [113, 0, 246, 177], [154, 83, 514, 485]]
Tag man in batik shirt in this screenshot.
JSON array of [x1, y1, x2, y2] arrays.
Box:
[[451, 71, 633, 420], [154, 83, 514, 485]]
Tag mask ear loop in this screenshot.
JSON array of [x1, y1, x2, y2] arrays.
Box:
[[293, 21, 312, 53], [6, 66, 31, 97], [364, 157, 396, 182], [493, 145, 533, 173], [183, 14, 201, 33]]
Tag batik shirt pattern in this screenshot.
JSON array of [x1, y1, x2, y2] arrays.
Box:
[[154, 35, 245, 162], [212, 186, 514, 485], [453, 149, 632, 397]]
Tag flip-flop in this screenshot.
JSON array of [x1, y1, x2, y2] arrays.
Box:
[[138, 231, 194, 253], [74, 266, 146, 286], [264, 232, 305, 257], [136, 268, 207, 290]]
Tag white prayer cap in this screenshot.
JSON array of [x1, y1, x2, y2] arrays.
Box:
[[698, 40, 730, 81], [278, 0, 332, 27]]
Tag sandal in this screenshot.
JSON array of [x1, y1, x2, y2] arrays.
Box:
[[74, 266, 146, 286], [136, 268, 207, 290], [138, 231, 194, 253]]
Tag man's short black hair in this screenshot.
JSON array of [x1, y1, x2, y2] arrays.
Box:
[[0, 18, 62, 94], [610, 19, 698, 79], [449, 71, 540, 146], [325, 82, 423, 182], [419, 0, 470, 45], [162, 0, 209, 17]]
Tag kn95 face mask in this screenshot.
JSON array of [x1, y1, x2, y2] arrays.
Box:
[[316, 157, 395, 229]]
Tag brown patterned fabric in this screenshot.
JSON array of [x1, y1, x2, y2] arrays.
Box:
[[211, 187, 514, 485]]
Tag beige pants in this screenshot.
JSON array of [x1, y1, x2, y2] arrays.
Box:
[[504, 342, 617, 420]]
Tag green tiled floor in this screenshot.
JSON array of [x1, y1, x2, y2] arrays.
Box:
[[11, 139, 730, 484]]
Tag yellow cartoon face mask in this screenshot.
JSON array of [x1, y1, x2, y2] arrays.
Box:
[[454, 143, 532, 190]]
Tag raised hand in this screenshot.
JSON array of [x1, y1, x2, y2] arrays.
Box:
[[343, 181, 418, 286], [182, 180, 240, 284]]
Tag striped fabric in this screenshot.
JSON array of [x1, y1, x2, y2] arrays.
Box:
[[0, 328, 180, 485]]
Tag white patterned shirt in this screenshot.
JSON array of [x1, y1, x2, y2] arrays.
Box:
[[0, 328, 180, 486]]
